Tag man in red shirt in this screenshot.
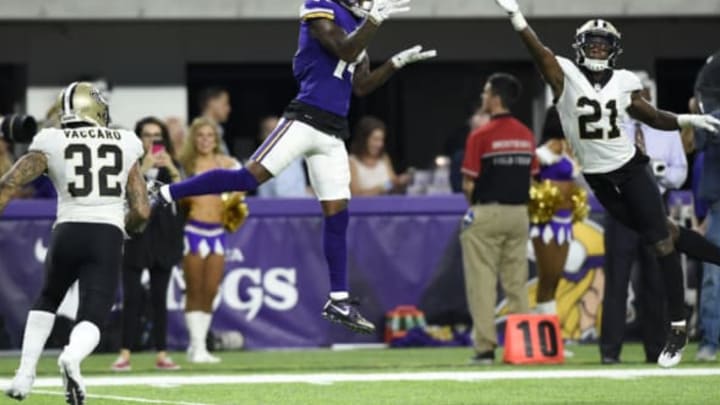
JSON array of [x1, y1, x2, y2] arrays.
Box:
[[460, 72, 538, 364]]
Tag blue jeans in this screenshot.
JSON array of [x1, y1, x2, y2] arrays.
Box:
[[700, 202, 720, 351]]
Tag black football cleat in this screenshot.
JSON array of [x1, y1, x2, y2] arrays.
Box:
[[657, 326, 688, 368], [322, 298, 376, 334]]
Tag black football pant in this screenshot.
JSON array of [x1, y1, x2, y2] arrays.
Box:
[[33, 222, 124, 327], [585, 152, 685, 322]]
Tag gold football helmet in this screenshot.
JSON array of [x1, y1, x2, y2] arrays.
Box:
[[59, 81, 110, 127]]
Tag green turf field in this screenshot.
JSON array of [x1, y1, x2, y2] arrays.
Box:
[[1, 344, 719, 404]]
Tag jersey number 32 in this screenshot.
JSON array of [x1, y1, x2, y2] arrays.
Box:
[[65, 144, 123, 197], [577, 97, 621, 140]]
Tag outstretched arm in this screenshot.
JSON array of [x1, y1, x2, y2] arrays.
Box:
[[353, 46, 437, 96], [309, 0, 411, 62], [495, 0, 564, 98], [0, 152, 47, 214], [125, 162, 151, 233], [628, 91, 720, 132]]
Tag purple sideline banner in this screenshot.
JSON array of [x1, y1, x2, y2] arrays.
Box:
[[1, 193, 698, 350], [0, 196, 470, 349]]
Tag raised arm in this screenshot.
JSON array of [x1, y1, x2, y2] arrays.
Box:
[[309, 0, 410, 63], [352, 46, 437, 96], [495, 0, 564, 98], [627, 91, 720, 132], [0, 151, 47, 214], [125, 162, 151, 233]]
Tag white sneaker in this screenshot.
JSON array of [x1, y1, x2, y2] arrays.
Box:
[[189, 349, 221, 364], [58, 353, 86, 405], [695, 346, 717, 362], [5, 372, 35, 401]]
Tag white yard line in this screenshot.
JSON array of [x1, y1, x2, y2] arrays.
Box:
[[4, 368, 720, 388], [33, 389, 214, 405]]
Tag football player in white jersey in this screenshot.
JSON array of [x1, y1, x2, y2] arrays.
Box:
[[495, 0, 720, 368], [1, 82, 150, 404]]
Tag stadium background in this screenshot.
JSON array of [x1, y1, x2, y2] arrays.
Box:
[[0, 1, 717, 170]]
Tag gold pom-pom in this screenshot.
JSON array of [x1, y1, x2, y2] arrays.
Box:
[[528, 180, 562, 224], [221, 192, 249, 233], [571, 186, 589, 223]]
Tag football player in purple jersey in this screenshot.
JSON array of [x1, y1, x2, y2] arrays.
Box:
[[155, 0, 436, 334]]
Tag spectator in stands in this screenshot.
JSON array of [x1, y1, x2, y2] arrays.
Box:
[[600, 83, 687, 364], [256, 116, 310, 197], [111, 117, 184, 372], [198, 87, 232, 155], [349, 116, 411, 196], [165, 116, 187, 161], [178, 117, 242, 363], [460, 73, 537, 364]]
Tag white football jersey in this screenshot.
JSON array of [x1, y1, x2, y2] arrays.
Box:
[[555, 56, 643, 173], [28, 126, 144, 231]]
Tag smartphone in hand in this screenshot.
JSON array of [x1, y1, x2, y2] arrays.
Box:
[[151, 140, 166, 155]]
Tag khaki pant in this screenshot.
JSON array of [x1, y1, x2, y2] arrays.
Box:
[[460, 203, 530, 353]]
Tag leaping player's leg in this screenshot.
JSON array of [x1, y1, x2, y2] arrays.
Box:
[[668, 219, 720, 265], [307, 134, 375, 334], [321, 199, 350, 300], [160, 119, 299, 202], [619, 169, 687, 368]]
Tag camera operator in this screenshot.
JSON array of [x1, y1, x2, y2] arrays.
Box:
[[600, 82, 688, 364]]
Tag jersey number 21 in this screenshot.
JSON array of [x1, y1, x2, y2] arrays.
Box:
[[577, 97, 621, 140]]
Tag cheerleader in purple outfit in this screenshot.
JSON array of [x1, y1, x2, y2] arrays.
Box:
[[178, 118, 245, 364], [530, 109, 588, 316]]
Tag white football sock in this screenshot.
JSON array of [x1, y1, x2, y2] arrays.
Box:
[[535, 300, 557, 315], [17, 310, 56, 375], [61, 321, 100, 363]]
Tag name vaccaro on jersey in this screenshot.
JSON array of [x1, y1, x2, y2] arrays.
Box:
[[63, 128, 121, 140]]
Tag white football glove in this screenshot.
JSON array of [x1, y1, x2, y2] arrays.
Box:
[[495, 0, 520, 14], [495, 0, 527, 31], [391, 45, 437, 69], [677, 114, 720, 133], [368, 0, 411, 25]]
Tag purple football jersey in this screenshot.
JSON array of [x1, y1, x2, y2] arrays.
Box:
[[294, 0, 363, 117]]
